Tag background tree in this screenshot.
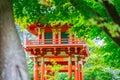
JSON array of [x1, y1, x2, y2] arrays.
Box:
[[70, 0, 120, 46], [84, 37, 120, 80], [13, 0, 120, 46]]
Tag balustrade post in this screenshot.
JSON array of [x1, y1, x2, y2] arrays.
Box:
[[52, 29, 55, 44], [38, 28, 42, 44], [72, 35, 75, 44], [69, 35, 72, 44], [58, 29, 61, 44], [41, 29, 44, 44]]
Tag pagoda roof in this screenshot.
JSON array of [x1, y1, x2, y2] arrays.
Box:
[[27, 22, 73, 36]]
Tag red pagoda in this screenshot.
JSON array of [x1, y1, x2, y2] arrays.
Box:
[[24, 22, 89, 80]]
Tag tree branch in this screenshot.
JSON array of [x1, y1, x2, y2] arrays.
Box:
[[102, 0, 120, 26], [69, 0, 120, 46], [102, 26, 120, 46]]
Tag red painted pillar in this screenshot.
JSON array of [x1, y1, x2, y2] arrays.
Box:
[[68, 35, 72, 44], [68, 56, 72, 79], [56, 33, 58, 44], [45, 71, 49, 80], [79, 61, 83, 80], [41, 29, 44, 44], [72, 35, 75, 44], [38, 27, 41, 44], [58, 29, 61, 44], [52, 72, 55, 80], [41, 56, 44, 80], [44, 0, 46, 3], [52, 29, 55, 44], [74, 55, 79, 80], [38, 34, 42, 44], [34, 57, 39, 80]]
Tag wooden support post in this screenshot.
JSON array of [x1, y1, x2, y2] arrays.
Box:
[[45, 71, 49, 80], [79, 61, 83, 80], [44, 64, 47, 80], [41, 56, 44, 80], [56, 33, 58, 44], [58, 29, 61, 44], [68, 56, 72, 80], [52, 72, 55, 80], [69, 34, 72, 44], [38, 27, 41, 44], [52, 29, 55, 44], [38, 34, 42, 44], [41, 29, 44, 44], [44, 0, 46, 3], [34, 57, 39, 80], [72, 35, 75, 44], [74, 55, 79, 80]]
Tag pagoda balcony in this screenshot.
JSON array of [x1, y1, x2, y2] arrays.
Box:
[[25, 38, 86, 48]]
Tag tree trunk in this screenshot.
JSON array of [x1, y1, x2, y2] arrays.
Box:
[[0, 0, 30, 80]]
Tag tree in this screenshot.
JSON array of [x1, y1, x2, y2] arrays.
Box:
[[83, 37, 120, 80], [13, 0, 120, 46], [69, 0, 120, 46], [0, 0, 29, 80]]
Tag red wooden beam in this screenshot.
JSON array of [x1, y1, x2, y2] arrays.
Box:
[[39, 66, 75, 72]]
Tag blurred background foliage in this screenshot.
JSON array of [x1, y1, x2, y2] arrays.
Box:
[[12, 0, 120, 79]]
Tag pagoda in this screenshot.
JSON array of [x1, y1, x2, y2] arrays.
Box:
[[24, 22, 89, 80]]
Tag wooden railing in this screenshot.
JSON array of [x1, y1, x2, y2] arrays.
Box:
[[25, 38, 86, 46]]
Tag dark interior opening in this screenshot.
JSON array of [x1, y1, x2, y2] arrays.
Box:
[[61, 32, 68, 44], [45, 32, 52, 44]]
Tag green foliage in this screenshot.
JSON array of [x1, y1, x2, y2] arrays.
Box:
[[83, 32, 120, 79], [26, 55, 34, 80], [12, 0, 120, 40], [12, 0, 120, 79], [111, 0, 120, 15], [84, 66, 112, 80], [46, 60, 64, 80]]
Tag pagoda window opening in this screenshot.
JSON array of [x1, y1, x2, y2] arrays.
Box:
[[61, 32, 69, 44], [45, 32, 52, 44]]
